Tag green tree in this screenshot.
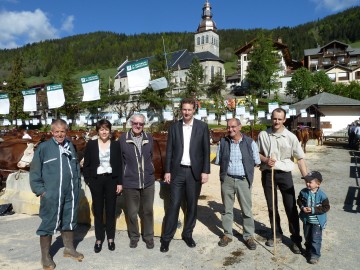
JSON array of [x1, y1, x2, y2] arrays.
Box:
[[245, 33, 280, 98], [286, 67, 314, 100], [206, 72, 227, 125], [56, 51, 81, 127], [311, 70, 334, 95], [183, 57, 205, 98], [139, 48, 172, 120], [6, 54, 28, 124]]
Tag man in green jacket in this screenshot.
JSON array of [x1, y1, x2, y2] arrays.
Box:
[[30, 119, 83, 270]]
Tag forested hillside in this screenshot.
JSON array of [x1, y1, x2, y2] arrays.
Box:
[[0, 6, 359, 80]]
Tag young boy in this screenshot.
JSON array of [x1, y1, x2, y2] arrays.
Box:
[[297, 171, 330, 264]]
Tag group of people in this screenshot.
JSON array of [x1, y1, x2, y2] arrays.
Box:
[[215, 107, 330, 264], [29, 99, 329, 270]]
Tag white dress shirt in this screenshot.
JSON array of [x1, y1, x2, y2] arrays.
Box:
[[181, 118, 193, 166]]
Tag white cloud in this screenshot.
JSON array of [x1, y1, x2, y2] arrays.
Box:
[[61, 15, 74, 32], [0, 9, 58, 49], [311, 0, 360, 12]]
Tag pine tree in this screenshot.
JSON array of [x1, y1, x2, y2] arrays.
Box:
[[245, 33, 281, 98], [6, 54, 27, 125], [183, 57, 205, 98]]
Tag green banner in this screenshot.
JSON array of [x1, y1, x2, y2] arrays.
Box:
[[81, 74, 99, 84], [126, 59, 148, 72], [22, 88, 36, 96], [47, 84, 63, 91]]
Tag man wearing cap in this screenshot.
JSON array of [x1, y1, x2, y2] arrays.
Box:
[[297, 171, 330, 264], [257, 108, 308, 254]]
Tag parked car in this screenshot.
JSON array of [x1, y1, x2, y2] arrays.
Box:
[[233, 86, 250, 96]]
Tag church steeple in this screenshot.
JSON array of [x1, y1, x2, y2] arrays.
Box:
[[194, 0, 219, 57], [197, 0, 217, 33]]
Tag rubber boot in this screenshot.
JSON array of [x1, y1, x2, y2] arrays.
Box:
[[40, 235, 56, 270], [61, 231, 84, 261]]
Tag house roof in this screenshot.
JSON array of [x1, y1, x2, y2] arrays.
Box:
[[115, 49, 224, 78], [293, 92, 360, 109], [291, 92, 360, 117], [234, 38, 295, 68], [304, 40, 360, 56]]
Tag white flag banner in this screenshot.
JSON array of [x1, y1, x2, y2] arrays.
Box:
[[0, 94, 10, 114], [3, 119, 10, 126], [126, 59, 151, 92], [149, 77, 168, 91], [81, 74, 100, 101], [22, 88, 37, 112], [47, 84, 65, 109], [268, 102, 279, 114]]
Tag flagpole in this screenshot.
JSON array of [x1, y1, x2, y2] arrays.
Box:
[[162, 36, 174, 116]]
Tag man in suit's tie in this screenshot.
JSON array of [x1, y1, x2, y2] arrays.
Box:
[[160, 97, 210, 253]]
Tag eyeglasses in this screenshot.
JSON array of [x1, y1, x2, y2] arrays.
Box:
[[132, 122, 144, 126]]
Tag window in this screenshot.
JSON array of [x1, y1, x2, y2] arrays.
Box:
[[201, 36, 204, 44], [327, 73, 336, 81], [218, 67, 222, 75], [206, 35, 209, 43], [211, 66, 215, 79], [355, 71, 360, 79], [197, 37, 200, 45], [338, 72, 348, 81], [243, 55, 247, 61]]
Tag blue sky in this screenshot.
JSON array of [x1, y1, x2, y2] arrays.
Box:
[[0, 0, 359, 49]]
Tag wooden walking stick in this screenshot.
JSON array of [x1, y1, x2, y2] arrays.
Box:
[[271, 154, 277, 256]]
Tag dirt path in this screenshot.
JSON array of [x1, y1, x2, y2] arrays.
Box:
[[0, 144, 359, 269]]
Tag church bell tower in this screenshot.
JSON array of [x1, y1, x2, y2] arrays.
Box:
[[194, 0, 219, 57]]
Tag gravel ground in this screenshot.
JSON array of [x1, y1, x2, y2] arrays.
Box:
[[0, 143, 359, 270]]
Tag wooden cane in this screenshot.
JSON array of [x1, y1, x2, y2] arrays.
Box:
[[271, 154, 277, 256]]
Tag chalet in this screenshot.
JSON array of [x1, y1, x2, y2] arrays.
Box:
[[291, 92, 360, 136], [232, 38, 301, 101], [304, 40, 360, 83]]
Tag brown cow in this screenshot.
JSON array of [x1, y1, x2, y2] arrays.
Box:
[[295, 128, 310, 153], [308, 128, 324, 146], [0, 139, 37, 189], [209, 129, 227, 144]]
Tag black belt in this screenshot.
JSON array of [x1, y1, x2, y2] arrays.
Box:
[[227, 174, 246, 180], [180, 164, 191, 168], [263, 170, 288, 174], [97, 173, 111, 176]]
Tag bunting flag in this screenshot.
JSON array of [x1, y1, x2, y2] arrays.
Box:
[[81, 74, 100, 101], [0, 93, 10, 114], [47, 84, 65, 109], [126, 59, 151, 92], [22, 88, 37, 112]]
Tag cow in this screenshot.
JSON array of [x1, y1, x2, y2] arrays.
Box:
[[0, 139, 39, 189], [209, 129, 227, 144], [308, 128, 324, 146], [295, 128, 310, 153]]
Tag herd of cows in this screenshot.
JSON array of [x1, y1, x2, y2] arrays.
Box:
[[0, 126, 324, 190]]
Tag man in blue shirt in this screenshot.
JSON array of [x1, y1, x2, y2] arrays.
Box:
[[215, 118, 260, 250]]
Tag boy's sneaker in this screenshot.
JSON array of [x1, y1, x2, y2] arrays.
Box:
[[245, 237, 257, 250], [309, 258, 319, 264], [218, 236, 232, 247]]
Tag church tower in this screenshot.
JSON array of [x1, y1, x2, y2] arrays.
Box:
[[194, 0, 219, 57]]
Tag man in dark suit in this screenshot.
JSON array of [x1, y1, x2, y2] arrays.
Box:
[[160, 98, 210, 253]]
